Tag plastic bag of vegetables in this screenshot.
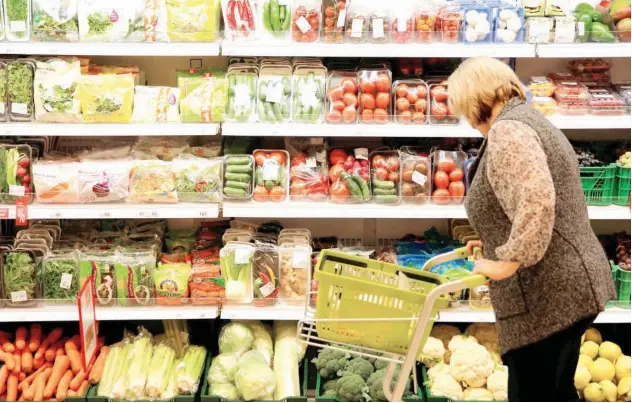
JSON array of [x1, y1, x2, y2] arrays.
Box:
[[34, 58, 81, 123], [218, 321, 254, 357], [220, 242, 254, 303], [0, 144, 33, 203], [77, 0, 135, 41], [166, 0, 220, 41], [175, 345, 207, 394], [208, 353, 239, 385], [125, 0, 169, 42], [173, 156, 223, 202], [234, 349, 276, 401], [131, 86, 180, 123], [114, 250, 156, 306], [145, 342, 177, 398], [76, 160, 132, 204], [76, 74, 134, 123], [179, 75, 228, 123], [128, 160, 178, 203], [124, 329, 154, 399], [32, 0, 79, 41], [42, 250, 80, 303]]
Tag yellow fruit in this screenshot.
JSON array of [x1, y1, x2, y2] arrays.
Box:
[[591, 358, 616, 382], [599, 380, 617, 402], [575, 364, 592, 390], [615, 355, 631, 383], [599, 341, 623, 363], [618, 376, 630, 398], [579, 354, 594, 372], [581, 341, 600, 360], [584, 383, 605, 402], [583, 328, 603, 345]]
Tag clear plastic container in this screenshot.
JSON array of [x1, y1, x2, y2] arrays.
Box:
[[429, 83, 459, 124], [554, 81, 589, 101], [494, 6, 524, 43], [415, 8, 437, 42], [325, 70, 358, 124], [525, 16, 553, 43], [3, 0, 31, 41], [220, 242, 254, 304], [291, 67, 326, 124], [358, 68, 392, 124], [1, 144, 33, 203], [462, 5, 493, 43], [257, 67, 292, 124], [393, 79, 428, 124], [322, 0, 348, 43], [345, 4, 369, 43], [368, 8, 390, 44], [278, 243, 311, 305], [568, 58, 612, 74], [588, 90, 626, 115], [291, 1, 321, 43], [437, 7, 461, 43], [1, 250, 39, 307], [529, 76, 555, 97], [42, 252, 80, 303], [0, 62, 6, 122], [431, 150, 467, 205], [400, 148, 431, 204], [370, 150, 401, 205], [223, 154, 255, 200], [557, 100, 590, 115], [32, 0, 79, 41], [252, 243, 279, 307], [531, 96, 557, 116], [614, 84, 631, 106], [575, 71, 611, 84], [221, 0, 256, 40], [328, 147, 371, 204], [287, 137, 329, 202], [553, 16, 576, 43], [252, 149, 290, 202], [7, 59, 35, 122], [547, 71, 575, 81], [391, 3, 415, 44], [226, 70, 258, 123]]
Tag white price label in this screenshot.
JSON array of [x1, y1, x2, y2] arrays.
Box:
[[0, 102, 5, 115], [9, 185, 25, 197], [351, 18, 363, 38], [11, 291, 27, 302], [265, 82, 283, 103], [336, 9, 346, 27], [561, 81, 577, 86], [532, 76, 548, 83], [577, 21, 585, 36], [475, 285, 489, 293], [354, 148, 369, 160], [262, 159, 280, 180], [234, 248, 251, 264], [292, 252, 309, 269], [594, 94, 614, 98], [10, 20, 26, 32], [296, 16, 311, 33], [412, 171, 427, 186], [310, 137, 324, 145], [372, 18, 384, 38], [139, 210, 158, 218], [51, 211, 63, 219], [279, 0, 291, 4], [233, 84, 251, 107], [260, 282, 276, 297], [306, 157, 317, 168], [60, 273, 73, 290], [101, 211, 112, 218], [397, 17, 407, 32], [11, 103, 28, 115]]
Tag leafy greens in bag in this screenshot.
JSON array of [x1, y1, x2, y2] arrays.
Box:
[[32, 0, 79, 41], [34, 58, 81, 122]]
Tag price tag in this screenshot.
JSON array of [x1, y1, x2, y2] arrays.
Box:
[[306, 157, 317, 168], [594, 94, 614, 98], [260, 282, 276, 297], [310, 138, 324, 145], [10, 20, 26, 32], [412, 171, 427, 186], [296, 16, 311, 33], [263, 159, 280, 180], [0, 102, 5, 115], [475, 285, 489, 293], [51, 210, 63, 219], [11, 291, 27, 302], [60, 273, 73, 290], [265, 82, 283, 103], [101, 211, 112, 218], [351, 18, 363, 38], [278, 0, 291, 4], [11, 103, 28, 115], [397, 17, 407, 32], [336, 9, 346, 27], [532, 76, 548, 83], [0, 208, 8, 219], [233, 84, 251, 107], [234, 248, 251, 264], [577, 21, 585, 36], [372, 18, 384, 38], [292, 252, 309, 269], [561, 81, 577, 86], [354, 148, 369, 160], [9, 185, 25, 197], [199, 210, 208, 217], [139, 210, 158, 218]]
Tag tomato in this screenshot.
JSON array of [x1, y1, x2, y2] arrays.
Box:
[[374, 167, 389, 180], [290, 181, 308, 199], [432, 189, 450, 204], [330, 180, 350, 203], [254, 151, 267, 167], [292, 30, 302, 40], [332, 100, 346, 112], [325, 110, 342, 123], [328, 163, 345, 182], [291, 152, 308, 167], [396, 98, 410, 112], [434, 171, 449, 189], [387, 156, 400, 172], [361, 81, 377, 95], [308, 16, 319, 27], [388, 171, 399, 183], [269, 186, 286, 202], [343, 93, 358, 107], [328, 86, 343, 101], [396, 84, 408, 98], [375, 74, 391, 92], [402, 183, 414, 197], [406, 91, 419, 104], [360, 108, 374, 123], [360, 93, 376, 110], [269, 151, 287, 166], [399, 110, 412, 124], [324, 6, 335, 17], [412, 112, 426, 123], [438, 159, 455, 173], [325, 17, 335, 27], [448, 181, 465, 202], [341, 78, 358, 94], [431, 102, 447, 120], [414, 99, 427, 113], [342, 106, 357, 123], [329, 149, 347, 166], [449, 168, 464, 182], [375, 93, 390, 109], [371, 154, 387, 168], [253, 185, 269, 202], [374, 108, 389, 123], [431, 85, 448, 102], [417, 85, 428, 99]]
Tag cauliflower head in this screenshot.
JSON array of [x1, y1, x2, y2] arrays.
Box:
[[431, 325, 461, 348], [448, 335, 479, 352], [336, 374, 370, 402], [428, 362, 450, 382], [450, 342, 495, 387], [463, 387, 494, 401], [420, 337, 446, 368], [487, 365, 509, 401], [343, 357, 375, 381], [430, 373, 463, 401], [312, 347, 349, 379]]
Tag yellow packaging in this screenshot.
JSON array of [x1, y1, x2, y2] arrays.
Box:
[[166, 0, 221, 42], [77, 74, 135, 123]]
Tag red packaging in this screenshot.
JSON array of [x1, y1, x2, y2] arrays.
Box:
[[568, 58, 611, 74], [323, 0, 348, 43], [325, 70, 359, 124], [432, 150, 467, 205], [357, 68, 392, 124], [328, 148, 371, 204], [393, 79, 428, 124]]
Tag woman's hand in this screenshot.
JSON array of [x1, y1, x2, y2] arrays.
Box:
[[466, 240, 483, 256], [473, 259, 520, 281]]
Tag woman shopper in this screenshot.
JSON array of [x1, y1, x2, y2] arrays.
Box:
[[447, 57, 615, 402]]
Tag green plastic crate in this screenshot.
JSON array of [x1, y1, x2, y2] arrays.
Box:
[[580, 164, 616, 206], [421, 366, 504, 402], [618, 278, 631, 309], [614, 165, 631, 206], [200, 354, 308, 402], [616, 266, 631, 282]]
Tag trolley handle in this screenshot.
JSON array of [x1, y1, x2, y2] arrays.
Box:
[[419, 246, 483, 272]]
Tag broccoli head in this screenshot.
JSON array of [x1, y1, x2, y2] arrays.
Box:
[[322, 389, 338, 398], [343, 357, 375, 381], [367, 368, 412, 402], [374, 359, 388, 371], [322, 379, 339, 395], [336, 373, 370, 402], [312, 347, 349, 379]]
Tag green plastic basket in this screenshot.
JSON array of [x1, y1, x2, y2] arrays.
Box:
[[618, 278, 631, 309], [616, 266, 631, 282], [580, 164, 616, 206], [313, 250, 451, 357], [613, 165, 631, 206]]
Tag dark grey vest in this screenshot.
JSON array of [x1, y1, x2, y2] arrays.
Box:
[[465, 98, 615, 354]]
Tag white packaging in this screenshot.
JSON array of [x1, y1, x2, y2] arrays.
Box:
[[131, 86, 180, 123]]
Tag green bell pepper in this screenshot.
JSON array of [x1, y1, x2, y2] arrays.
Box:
[[576, 11, 594, 41], [574, 2, 595, 13], [590, 22, 616, 42]]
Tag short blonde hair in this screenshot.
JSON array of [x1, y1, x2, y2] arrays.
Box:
[[447, 57, 526, 127]]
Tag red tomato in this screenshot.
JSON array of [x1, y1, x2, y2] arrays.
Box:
[[412, 112, 426, 123], [329, 149, 347, 166], [253, 185, 269, 202], [308, 16, 319, 27], [431, 102, 447, 120], [324, 6, 335, 17], [448, 181, 465, 202], [328, 86, 343, 101], [406, 91, 419, 104], [374, 108, 389, 123], [361, 108, 374, 123], [290, 181, 308, 199], [434, 171, 449, 189], [291, 152, 308, 167], [371, 154, 387, 168], [396, 98, 410, 112], [328, 163, 346, 182], [375, 74, 391, 92], [330, 180, 350, 203], [342, 106, 357, 123], [332, 100, 346, 112], [269, 186, 286, 202], [343, 93, 358, 107], [341, 78, 358, 94], [414, 99, 427, 113], [387, 156, 400, 172], [449, 168, 464, 182], [374, 167, 389, 180], [375, 93, 390, 109], [388, 171, 399, 183], [295, 6, 307, 17], [325, 17, 335, 27], [269, 151, 287, 166], [361, 81, 377, 95], [433, 189, 450, 204], [254, 151, 267, 167], [417, 85, 428, 99], [399, 110, 412, 124], [396, 84, 408, 98], [438, 159, 456, 173], [326, 110, 342, 123], [360, 93, 376, 110], [431, 85, 448, 102]]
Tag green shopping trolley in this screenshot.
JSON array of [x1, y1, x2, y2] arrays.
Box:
[[298, 247, 487, 402]]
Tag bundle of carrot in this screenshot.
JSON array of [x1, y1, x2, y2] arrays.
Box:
[[0, 325, 108, 402]]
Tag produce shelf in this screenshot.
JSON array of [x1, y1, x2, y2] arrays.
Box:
[[0, 304, 220, 322], [536, 43, 632, 58], [0, 203, 220, 219], [0, 42, 221, 56], [221, 41, 537, 58], [547, 114, 632, 130], [220, 304, 305, 320], [0, 123, 220, 136]]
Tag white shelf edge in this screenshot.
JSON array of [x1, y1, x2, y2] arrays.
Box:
[[0, 42, 221, 56], [0, 123, 220, 136], [548, 114, 632, 130], [536, 42, 632, 58], [436, 306, 631, 323], [220, 304, 304, 320]]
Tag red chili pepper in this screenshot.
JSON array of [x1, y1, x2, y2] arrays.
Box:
[[195, 180, 208, 193], [227, 0, 237, 29], [259, 271, 270, 283]]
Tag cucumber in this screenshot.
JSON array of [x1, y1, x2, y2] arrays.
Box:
[[351, 174, 372, 201], [225, 172, 252, 182], [341, 172, 364, 202], [225, 156, 251, 165], [224, 187, 248, 197], [373, 179, 396, 190], [374, 188, 397, 196], [374, 195, 400, 204], [225, 181, 250, 190], [226, 165, 253, 173]]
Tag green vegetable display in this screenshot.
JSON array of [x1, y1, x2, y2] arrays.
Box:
[[2, 251, 38, 306], [32, 0, 79, 42], [8, 61, 34, 117], [42, 256, 79, 302], [79, 252, 116, 306], [5, 0, 30, 39], [590, 21, 617, 42], [114, 252, 155, 306], [175, 345, 207, 394], [257, 76, 291, 123], [261, 0, 291, 36], [292, 71, 326, 123], [174, 157, 223, 202], [87, 12, 112, 35], [226, 72, 258, 123], [223, 155, 254, 199], [37, 83, 76, 113], [220, 243, 254, 302], [0, 145, 32, 203], [0, 66, 7, 117]]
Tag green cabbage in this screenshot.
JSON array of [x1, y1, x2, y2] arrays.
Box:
[[218, 322, 254, 356], [247, 321, 274, 367], [209, 383, 240, 401], [208, 353, 239, 385], [237, 350, 267, 367], [234, 360, 276, 401]]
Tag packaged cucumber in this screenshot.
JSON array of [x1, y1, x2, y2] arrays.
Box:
[[369, 149, 401, 205], [291, 66, 326, 124], [223, 154, 254, 200], [257, 65, 292, 124], [226, 69, 258, 123]]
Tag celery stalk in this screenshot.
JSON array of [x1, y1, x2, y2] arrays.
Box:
[[97, 345, 121, 397], [126, 335, 153, 399], [175, 345, 207, 394], [146, 344, 177, 398], [161, 360, 177, 400], [111, 342, 134, 399]]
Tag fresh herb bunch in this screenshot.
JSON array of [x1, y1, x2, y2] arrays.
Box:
[[33, 10, 79, 41], [87, 12, 112, 35], [8, 62, 34, 113], [6, 0, 29, 38], [43, 258, 78, 300], [126, 15, 145, 38], [3, 252, 37, 302], [0, 68, 6, 103], [38, 83, 77, 113], [96, 97, 121, 113]]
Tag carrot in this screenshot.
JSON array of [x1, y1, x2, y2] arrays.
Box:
[[20, 363, 52, 390], [20, 380, 33, 401], [96, 337, 106, 352], [66, 336, 81, 351], [13, 352, 21, 374], [0, 351, 16, 372], [76, 380, 89, 397], [21, 351, 33, 374], [67, 389, 76, 397], [33, 368, 52, 402], [18, 372, 25, 381], [43, 355, 70, 399], [88, 346, 108, 384], [66, 349, 82, 375], [35, 328, 63, 361], [45, 339, 66, 362], [28, 325, 41, 353], [33, 356, 45, 370], [55, 369, 73, 401], [15, 327, 27, 351], [0, 365, 9, 395], [0, 332, 15, 353], [68, 369, 86, 391], [6, 372, 18, 401]]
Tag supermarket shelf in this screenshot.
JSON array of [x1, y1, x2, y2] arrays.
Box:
[[0, 203, 220, 219], [0, 123, 220, 136], [222, 122, 481, 137], [221, 41, 537, 58], [548, 114, 632, 129], [536, 42, 632, 58], [436, 306, 632, 323], [222, 202, 630, 220], [0, 42, 221, 56], [220, 304, 305, 320]]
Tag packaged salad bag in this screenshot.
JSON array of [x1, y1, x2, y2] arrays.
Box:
[[125, 0, 169, 42], [114, 250, 156, 306], [77, 0, 136, 41], [32, 0, 79, 41], [76, 74, 134, 123], [166, 0, 221, 41], [178, 72, 228, 123], [131, 86, 180, 123], [34, 58, 82, 123], [77, 160, 132, 203], [173, 156, 223, 202], [129, 160, 178, 203]]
